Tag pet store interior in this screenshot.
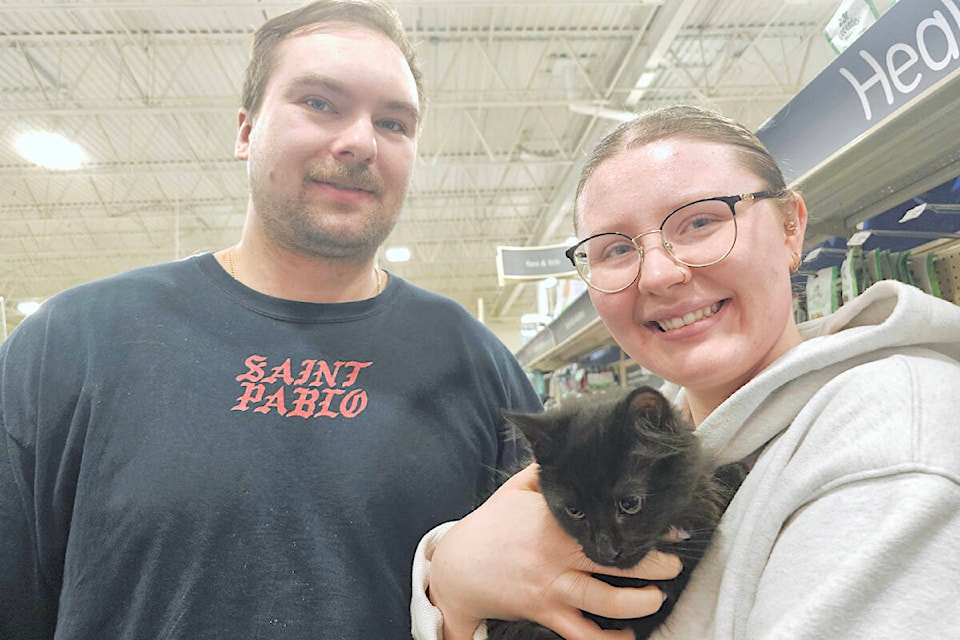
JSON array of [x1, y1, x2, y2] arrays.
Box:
[[2, 0, 958, 404]]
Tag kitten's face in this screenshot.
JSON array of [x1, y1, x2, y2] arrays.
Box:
[[506, 388, 700, 569]]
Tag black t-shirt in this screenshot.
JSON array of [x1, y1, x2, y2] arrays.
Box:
[[0, 253, 541, 639]]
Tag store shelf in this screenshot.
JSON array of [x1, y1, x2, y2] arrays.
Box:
[[754, 0, 960, 249], [520, 316, 614, 372], [517, 0, 960, 374], [515, 290, 615, 372], [799, 69, 960, 248]]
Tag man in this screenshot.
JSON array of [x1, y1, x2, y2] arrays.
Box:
[[0, 2, 540, 638]]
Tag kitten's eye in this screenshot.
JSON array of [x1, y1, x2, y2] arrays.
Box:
[[618, 496, 643, 515], [564, 505, 585, 520]]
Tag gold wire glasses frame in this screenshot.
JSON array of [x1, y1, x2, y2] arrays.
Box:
[[565, 191, 779, 293]]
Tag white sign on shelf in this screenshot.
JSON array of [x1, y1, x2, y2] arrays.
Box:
[[847, 230, 874, 247], [899, 202, 928, 223]]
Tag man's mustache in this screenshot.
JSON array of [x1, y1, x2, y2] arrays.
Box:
[[308, 163, 384, 195]]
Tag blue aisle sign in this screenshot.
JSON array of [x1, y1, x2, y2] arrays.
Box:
[[757, 0, 960, 184]]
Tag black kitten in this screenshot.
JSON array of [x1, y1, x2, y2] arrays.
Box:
[[486, 386, 746, 640]]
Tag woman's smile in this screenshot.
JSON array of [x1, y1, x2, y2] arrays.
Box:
[[649, 300, 726, 332]]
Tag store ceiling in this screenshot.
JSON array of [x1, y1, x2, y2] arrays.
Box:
[[0, 0, 845, 338]]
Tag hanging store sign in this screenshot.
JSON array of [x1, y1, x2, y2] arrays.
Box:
[[824, 0, 889, 55], [757, 0, 960, 184], [496, 243, 576, 285]]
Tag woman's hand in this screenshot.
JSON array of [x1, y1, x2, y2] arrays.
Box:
[[427, 464, 682, 640]]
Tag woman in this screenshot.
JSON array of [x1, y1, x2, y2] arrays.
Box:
[[412, 105, 960, 639]]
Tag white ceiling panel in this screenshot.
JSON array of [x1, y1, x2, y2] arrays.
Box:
[[0, 0, 843, 337]]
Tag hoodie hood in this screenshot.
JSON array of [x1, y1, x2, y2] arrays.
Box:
[[666, 280, 960, 462]]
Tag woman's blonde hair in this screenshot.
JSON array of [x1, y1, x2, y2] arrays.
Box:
[[574, 105, 795, 230]]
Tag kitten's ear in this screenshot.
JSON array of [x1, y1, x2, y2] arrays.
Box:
[[623, 386, 688, 434], [624, 386, 668, 423], [502, 410, 556, 460]]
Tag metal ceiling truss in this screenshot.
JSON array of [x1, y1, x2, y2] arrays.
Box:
[[1, 1, 843, 338]]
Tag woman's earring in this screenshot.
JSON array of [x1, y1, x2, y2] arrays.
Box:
[[790, 251, 802, 273], [786, 220, 799, 234]]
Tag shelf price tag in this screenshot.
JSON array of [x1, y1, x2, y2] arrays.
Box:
[[847, 230, 872, 247]]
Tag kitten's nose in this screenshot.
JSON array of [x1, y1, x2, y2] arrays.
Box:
[[594, 535, 621, 564]]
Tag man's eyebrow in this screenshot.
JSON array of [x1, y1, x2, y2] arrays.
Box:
[[286, 74, 346, 97], [287, 74, 420, 126]]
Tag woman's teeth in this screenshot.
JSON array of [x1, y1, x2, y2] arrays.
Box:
[[656, 301, 722, 332]]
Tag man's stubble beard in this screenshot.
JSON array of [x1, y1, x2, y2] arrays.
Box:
[[251, 179, 404, 264]]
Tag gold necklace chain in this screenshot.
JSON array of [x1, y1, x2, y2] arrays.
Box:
[[227, 247, 237, 279], [226, 246, 382, 297]]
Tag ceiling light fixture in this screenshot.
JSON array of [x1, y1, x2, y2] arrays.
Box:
[[385, 247, 411, 262], [15, 131, 87, 170], [17, 300, 43, 316]]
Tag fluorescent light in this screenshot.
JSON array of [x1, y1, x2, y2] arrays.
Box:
[[17, 300, 42, 316], [385, 246, 411, 262], [568, 102, 635, 122], [15, 131, 87, 170], [635, 71, 658, 89]]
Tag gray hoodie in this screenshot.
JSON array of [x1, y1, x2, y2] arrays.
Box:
[[412, 281, 960, 640], [656, 280, 960, 639]]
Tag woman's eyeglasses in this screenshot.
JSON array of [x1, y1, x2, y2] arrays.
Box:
[[565, 191, 779, 293]]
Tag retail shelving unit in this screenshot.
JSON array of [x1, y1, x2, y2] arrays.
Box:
[[515, 287, 610, 372], [517, 0, 960, 379]]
